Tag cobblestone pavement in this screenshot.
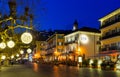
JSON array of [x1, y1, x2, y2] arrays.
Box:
[[0, 63, 120, 77]]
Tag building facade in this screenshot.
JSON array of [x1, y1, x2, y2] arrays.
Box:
[[64, 27, 101, 62], [99, 8, 120, 62], [46, 33, 64, 62]]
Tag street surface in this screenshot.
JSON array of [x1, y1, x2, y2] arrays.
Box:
[[0, 63, 120, 77]]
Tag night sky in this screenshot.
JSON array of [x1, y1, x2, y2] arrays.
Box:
[[35, 0, 120, 31], [0, 0, 120, 31]]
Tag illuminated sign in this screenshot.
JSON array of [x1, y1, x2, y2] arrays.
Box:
[[80, 34, 89, 44]]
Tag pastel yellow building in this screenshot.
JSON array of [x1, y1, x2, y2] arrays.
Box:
[[64, 27, 101, 61], [46, 33, 65, 61], [34, 41, 47, 59], [99, 8, 120, 62]]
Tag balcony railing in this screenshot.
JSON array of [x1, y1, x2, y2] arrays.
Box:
[[101, 18, 120, 29], [64, 40, 76, 45], [101, 32, 120, 40], [46, 45, 56, 50], [96, 41, 101, 45], [101, 46, 120, 52]]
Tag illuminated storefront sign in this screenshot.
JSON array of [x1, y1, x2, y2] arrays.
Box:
[[80, 34, 89, 44]]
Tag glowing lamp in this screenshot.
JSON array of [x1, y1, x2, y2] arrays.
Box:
[[1, 55, 6, 60], [7, 40, 15, 48], [11, 55, 14, 59], [89, 59, 93, 64], [0, 42, 6, 49], [78, 48, 81, 52], [27, 48, 32, 54], [78, 56, 82, 62], [98, 60, 102, 68], [16, 54, 19, 57], [98, 60, 102, 65], [21, 32, 33, 44], [20, 50, 24, 54]]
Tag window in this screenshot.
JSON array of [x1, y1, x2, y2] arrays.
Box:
[[118, 42, 120, 47], [68, 38, 71, 42], [112, 30, 116, 34], [72, 36, 75, 41], [111, 43, 116, 47], [105, 44, 109, 48], [58, 35, 63, 39]]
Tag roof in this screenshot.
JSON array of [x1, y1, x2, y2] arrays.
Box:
[[99, 8, 120, 22], [78, 27, 100, 33], [46, 30, 72, 41], [65, 27, 100, 36]]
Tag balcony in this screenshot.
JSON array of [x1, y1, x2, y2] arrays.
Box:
[[64, 40, 76, 45], [46, 45, 56, 50], [101, 18, 120, 29], [101, 46, 120, 52], [101, 32, 120, 40]]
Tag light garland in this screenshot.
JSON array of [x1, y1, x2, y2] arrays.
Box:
[[21, 32, 33, 44]]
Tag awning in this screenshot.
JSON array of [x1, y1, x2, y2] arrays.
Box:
[[96, 54, 110, 57]]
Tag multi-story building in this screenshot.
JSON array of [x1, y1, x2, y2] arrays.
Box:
[[46, 32, 65, 61], [64, 27, 101, 61], [99, 8, 120, 62], [35, 41, 47, 59], [33, 30, 53, 60]]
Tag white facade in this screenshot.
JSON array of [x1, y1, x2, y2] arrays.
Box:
[[64, 31, 101, 59]]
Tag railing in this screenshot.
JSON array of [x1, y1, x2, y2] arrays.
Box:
[[46, 45, 56, 50], [101, 18, 120, 29], [101, 46, 120, 51], [64, 40, 76, 45], [101, 32, 120, 40]]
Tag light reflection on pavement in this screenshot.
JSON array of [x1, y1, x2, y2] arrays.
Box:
[[0, 63, 120, 77]]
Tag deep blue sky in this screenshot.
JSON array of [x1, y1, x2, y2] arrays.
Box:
[[0, 0, 120, 31], [34, 0, 120, 31]]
